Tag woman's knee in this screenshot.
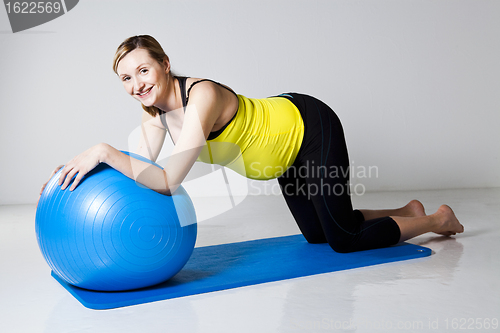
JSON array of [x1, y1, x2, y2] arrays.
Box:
[[327, 237, 357, 253], [302, 230, 327, 244]]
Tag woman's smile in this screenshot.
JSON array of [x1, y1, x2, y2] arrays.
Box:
[[137, 86, 153, 98]]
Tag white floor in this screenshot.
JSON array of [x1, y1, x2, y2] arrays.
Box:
[[1, 188, 499, 333]]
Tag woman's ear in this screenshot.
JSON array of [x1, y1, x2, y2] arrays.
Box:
[[163, 56, 171, 74]]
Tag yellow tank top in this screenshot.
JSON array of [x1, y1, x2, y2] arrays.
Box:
[[197, 94, 304, 180]]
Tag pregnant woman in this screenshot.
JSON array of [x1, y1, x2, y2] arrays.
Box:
[[40, 35, 464, 253]]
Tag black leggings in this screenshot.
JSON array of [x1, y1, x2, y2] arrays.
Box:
[[276, 93, 401, 253]]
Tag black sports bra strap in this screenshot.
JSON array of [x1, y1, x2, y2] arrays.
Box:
[[175, 76, 188, 111], [186, 79, 238, 107]]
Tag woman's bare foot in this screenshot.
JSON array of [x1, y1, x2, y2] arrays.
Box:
[[400, 200, 426, 217], [432, 205, 464, 236], [359, 200, 426, 221]]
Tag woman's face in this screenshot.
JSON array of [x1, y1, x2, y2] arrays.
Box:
[[116, 48, 169, 107]]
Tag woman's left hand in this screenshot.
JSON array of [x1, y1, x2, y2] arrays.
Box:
[[59, 143, 110, 191]]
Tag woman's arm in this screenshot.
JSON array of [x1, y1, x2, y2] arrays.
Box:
[[57, 143, 167, 193], [135, 110, 167, 162], [56, 111, 167, 193], [161, 81, 222, 193], [58, 81, 223, 195]]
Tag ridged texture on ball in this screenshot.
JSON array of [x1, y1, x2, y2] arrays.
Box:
[[35, 152, 197, 291]]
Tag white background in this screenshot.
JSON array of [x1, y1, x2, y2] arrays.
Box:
[[0, 0, 498, 204]]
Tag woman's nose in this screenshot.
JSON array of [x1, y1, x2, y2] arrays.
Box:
[[133, 78, 145, 93]]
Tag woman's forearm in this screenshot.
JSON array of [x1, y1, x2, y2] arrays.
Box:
[[101, 144, 172, 195]]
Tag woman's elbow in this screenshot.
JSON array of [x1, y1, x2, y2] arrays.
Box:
[[154, 188, 172, 196]]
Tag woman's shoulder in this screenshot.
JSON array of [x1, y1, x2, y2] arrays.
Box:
[[185, 77, 216, 90], [182, 77, 238, 102]]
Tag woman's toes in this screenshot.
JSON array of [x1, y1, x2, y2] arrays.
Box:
[[434, 205, 464, 235]]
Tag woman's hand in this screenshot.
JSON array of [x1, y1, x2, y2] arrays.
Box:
[[37, 164, 64, 207], [58, 143, 110, 191]]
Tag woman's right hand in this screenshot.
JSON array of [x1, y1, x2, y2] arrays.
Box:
[[37, 165, 64, 207]]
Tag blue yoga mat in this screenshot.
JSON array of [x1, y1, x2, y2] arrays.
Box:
[[52, 234, 431, 309]]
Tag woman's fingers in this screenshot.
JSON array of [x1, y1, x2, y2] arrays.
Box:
[[52, 165, 64, 177], [40, 165, 65, 195], [60, 166, 79, 190], [38, 165, 65, 207], [59, 159, 79, 188], [69, 172, 85, 191], [58, 166, 69, 186], [39, 184, 46, 196], [59, 159, 98, 191], [55, 144, 105, 191]]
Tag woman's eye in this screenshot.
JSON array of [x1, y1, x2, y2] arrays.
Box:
[[122, 76, 130, 82], [140, 68, 148, 74]]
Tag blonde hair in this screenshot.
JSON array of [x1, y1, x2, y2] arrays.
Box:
[[113, 35, 173, 117]]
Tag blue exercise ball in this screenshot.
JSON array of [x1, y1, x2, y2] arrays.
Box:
[[35, 152, 197, 291]]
